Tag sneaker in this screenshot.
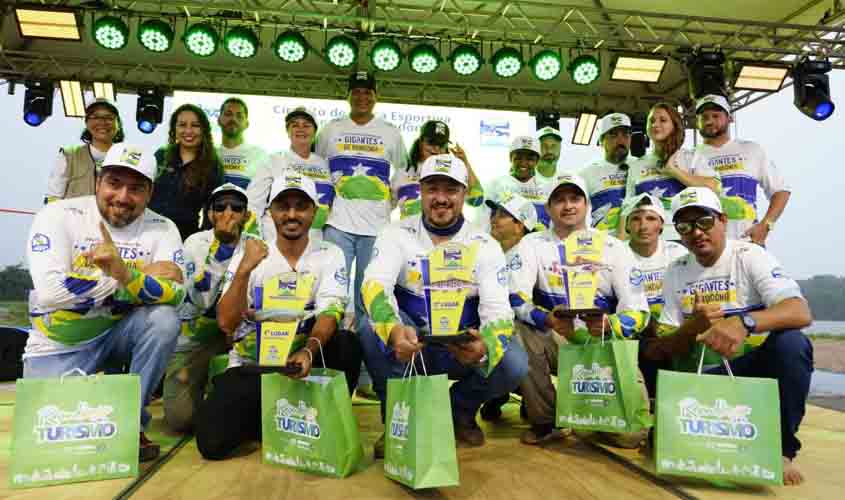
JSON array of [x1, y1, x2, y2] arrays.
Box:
[[453, 413, 485, 447], [139, 432, 160, 462], [521, 424, 562, 445], [373, 432, 385, 459], [480, 394, 508, 421]]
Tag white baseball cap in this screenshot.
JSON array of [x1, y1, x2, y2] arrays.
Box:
[[621, 193, 666, 221], [485, 191, 539, 232], [695, 94, 732, 115], [102, 144, 156, 182], [419, 154, 469, 187], [509, 135, 541, 156], [269, 171, 319, 206], [670, 187, 723, 221], [536, 126, 563, 142], [548, 172, 589, 200], [596, 113, 631, 141], [210, 182, 248, 203]]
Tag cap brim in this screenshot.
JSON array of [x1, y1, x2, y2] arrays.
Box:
[[271, 187, 318, 205], [420, 173, 467, 188], [672, 204, 722, 222], [696, 103, 730, 114], [86, 101, 120, 117], [211, 188, 248, 203]]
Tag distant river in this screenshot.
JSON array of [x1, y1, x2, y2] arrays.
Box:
[[806, 321, 845, 336]]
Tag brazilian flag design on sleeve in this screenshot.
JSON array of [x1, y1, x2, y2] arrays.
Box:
[[590, 188, 625, 231], [397, 182, 421, 219], [314, 180, 336, 230], [330, 156, 391, 202]]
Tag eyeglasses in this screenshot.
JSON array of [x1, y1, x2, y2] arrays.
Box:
[[87, 114, 116, 123], [675, 215, 716, 235], [211, 201, 246, 213]]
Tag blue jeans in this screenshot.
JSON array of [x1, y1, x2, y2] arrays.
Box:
[[639, 329, 813, 459], [358, 312, 528, 421], [23, 305, 181, 428], [323, 225, 375, 333]]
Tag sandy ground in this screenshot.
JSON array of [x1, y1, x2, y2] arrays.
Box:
[[812, 339, 845, 373]]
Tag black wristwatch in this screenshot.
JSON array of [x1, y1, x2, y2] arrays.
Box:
[[739, 312, 757, 334]]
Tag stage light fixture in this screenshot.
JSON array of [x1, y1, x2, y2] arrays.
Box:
[[326, 35, 358, 68], [450, 44, 482, 76], [571, 112, 598, 145], [491, 47, 523, 78], [569, 54, 600, 85], [530, 50, 562, 81], [535, 110, 561, 130], [23, 80, 54, 127], [687, 51, 726, 99], [15, 8, 80, 40], [59, 80, 85, 118], [92, 16, 129, 50], [184, 23, 219, 57], [630, 112, 649, 158], [93, 82, 115, 102], [793, 59, 835, 121], [734, 64, 789, 92], [274, 31, 308, 63], [371, 39, 402, 72], [138, 19, 174, 53], [409, 44, 441, 74], [225, 26, 259, 59], [611, 55, 667, 83], [136, 88, 165, 134]]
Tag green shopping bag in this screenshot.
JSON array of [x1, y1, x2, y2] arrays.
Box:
[[260, 342, 363, 478], [655, 348, 783, 486], [556, 333, 651, 434], [384, 353, 459, 489], [9, 370, 141, 489]]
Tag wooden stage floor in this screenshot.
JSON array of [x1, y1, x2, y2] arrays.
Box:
[[1, 385, 842, 500]]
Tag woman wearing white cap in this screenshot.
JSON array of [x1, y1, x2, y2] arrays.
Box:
[[622, 102, 720, 241]]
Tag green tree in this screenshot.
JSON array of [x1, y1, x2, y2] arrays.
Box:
[[0, 264, 33, 301], [798, 275, 845, 321]]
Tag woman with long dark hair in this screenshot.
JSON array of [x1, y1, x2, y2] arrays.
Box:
[[622, 102, 720, 240], [150, 104, 224, 240]]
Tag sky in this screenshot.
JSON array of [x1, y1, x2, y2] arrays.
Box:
[[1, 75, 843, 279]]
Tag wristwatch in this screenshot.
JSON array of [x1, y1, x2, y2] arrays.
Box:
[[739, 312, 757, 334], [763, 219, 775, 231]]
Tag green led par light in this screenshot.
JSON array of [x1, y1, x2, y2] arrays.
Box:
[[530, 50, 562, 81], [450, 44, 482, 76], [326, 35, 358, 68], [274, 31, 308, 63], [409, 43, 441, 74], [93, 16, 129, 50], [225, 26, 259, 59], [184, 23, 219, 57], [371, 39, 402, 72], [569, 54, 600, 85], [138, 19, 174, 53], [491, 47, 523, 78]]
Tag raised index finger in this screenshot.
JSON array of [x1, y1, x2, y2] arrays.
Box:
[[99, 221, 115, 245]]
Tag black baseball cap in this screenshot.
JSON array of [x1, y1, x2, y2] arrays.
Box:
[[285, 106, 318, 131], [419, 120, 450, 146], [348, 71, 377, 92]]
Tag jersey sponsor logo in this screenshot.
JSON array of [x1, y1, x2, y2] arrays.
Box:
[[681, 278, 738, 312], [707, 154, 745, 173], [274, 398, 320, 439], [334, 268, 349, 286], [186, 262, 196, 277], [334, 134, 385, 155], [601, 172, 627, 189], [497, 267, 508, 286], [629, 268, 644, 286], [173, 249, 185, 265], [570, 362, 616, 396], [678, 398, 757, 441], [34, 402, 118, 444], [771, 267, 786, 279], [389, 401, 411, 441], [508, 253, 523, 271], [31, 233, 51, 252], [120, 147, 143, 167]]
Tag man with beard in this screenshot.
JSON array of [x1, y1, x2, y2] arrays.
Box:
[[639, 187, 812, 485], [195, 172, 362, 460], [485, 136, 551, 229], [360, 154, 528, 458], [25, 144, 185, 462], [535, 126, 563, 182], [217, 97, 270, 189], [688, 95, 790, 245], [508, 173, 649, 445], [579, 113, 633, 239]]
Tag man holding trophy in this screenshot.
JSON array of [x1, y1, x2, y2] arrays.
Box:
[[508, 173, 650, 445], [359, 153, 528, 458]]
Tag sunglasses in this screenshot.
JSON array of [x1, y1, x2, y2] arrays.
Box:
[[675, 215, 716, 235], [211, 200, 246, 213]]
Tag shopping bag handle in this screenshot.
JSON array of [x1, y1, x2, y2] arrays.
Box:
[[60, 368, 88, 381], [306, 336, 326, 368], [583, 313, 607, 346], [696, 345, 735, 379], [402, 351, 428, 379]]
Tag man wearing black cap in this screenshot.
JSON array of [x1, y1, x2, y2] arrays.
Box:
[[315, 71, 408, 334], [392, 119, 483, 219], [45, 98, 125, 203]]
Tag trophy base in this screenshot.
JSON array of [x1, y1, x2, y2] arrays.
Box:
[[421, 333, 474, 345], [553, 308, 604, 319], [241, 363, 303, 376]]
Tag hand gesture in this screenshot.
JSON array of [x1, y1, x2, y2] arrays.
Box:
[[689, 292, 724, 335], [213, 208, 243, 243], [447, 329, 487, 366], [88, 222, 130, 284], [546, 306, 576, 340], [697, 316, 747, 358], [388, 324, 422, 363], [742, 222, 770, 246], [449, 143, 469, 164], [140, 261, 184, 283], [581, 312, 610, 338], [286, 348, 314, 379], [239, 239, 268, 274]]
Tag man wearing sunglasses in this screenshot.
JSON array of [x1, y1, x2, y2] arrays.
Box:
[[162, 183, 255, 433], [642, 186, 813, 485]]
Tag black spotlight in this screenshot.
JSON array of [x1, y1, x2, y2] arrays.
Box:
[[535, 110, 561, 130], [23, 80, 54, 127], [793, 59, 835, 121], [687, 51, 726, 100], [630, 112, 649, 158], [136, 87, 164, 133]]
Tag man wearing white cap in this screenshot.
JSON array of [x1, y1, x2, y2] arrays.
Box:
[[689, 94, 791, 244], [578, 113, 633, 237], [360, 153, 527, 458], [508, 173, 649, 445], [536, 126, 564, 181], [196, 172, 362, 460], [640, 186, 812, 485], [25, 143, 186, 462], [163, 183, 258, 433], [485, 135, 551, 229]]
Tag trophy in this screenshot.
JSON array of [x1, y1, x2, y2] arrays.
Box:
[[553, 230, 605, 320], [419, 243, 478, 344]]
